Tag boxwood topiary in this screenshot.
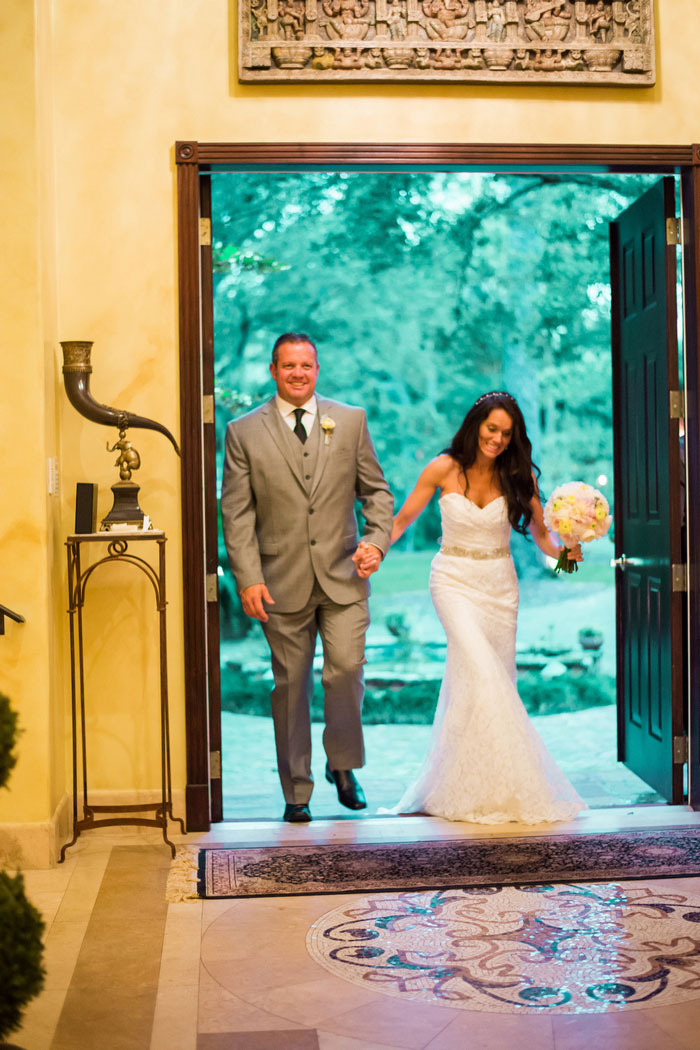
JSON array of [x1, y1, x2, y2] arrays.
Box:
[[0, 871, 45, 1042], [0, 693, 45, 1045], [0, 692, 19, 791]]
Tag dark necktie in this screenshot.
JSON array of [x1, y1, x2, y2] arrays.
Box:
[[293, 408, 307, 444]]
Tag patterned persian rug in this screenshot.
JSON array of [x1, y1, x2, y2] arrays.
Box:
[[166, 826, 700, 901]]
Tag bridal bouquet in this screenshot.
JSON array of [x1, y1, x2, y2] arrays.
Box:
[[543, 481, 612, 574]]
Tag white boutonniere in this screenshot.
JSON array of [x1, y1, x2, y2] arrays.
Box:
[[320, 416, 336, 446]]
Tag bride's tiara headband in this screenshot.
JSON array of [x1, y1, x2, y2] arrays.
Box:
[[473, 391, 515, 407]]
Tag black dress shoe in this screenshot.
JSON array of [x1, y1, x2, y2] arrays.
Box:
[[283, 803, 312, 823], [325, 762, 367, 810]]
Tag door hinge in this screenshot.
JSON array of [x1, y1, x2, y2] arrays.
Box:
[[674, 735, 688, 765], [210, 750, 222, 779], [669, 390, 684, 420], [200, 217, 211, 246], [666, 217, 682, 245], [206, 572, 218, 602], [672, 564, 687, 593], [202, 394, 214, 423]]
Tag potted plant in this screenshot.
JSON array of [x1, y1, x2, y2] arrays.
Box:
[[578, 627, 604, 651], [0, 692, 45, 1049]]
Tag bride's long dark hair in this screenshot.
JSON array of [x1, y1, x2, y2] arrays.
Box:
[[442, 391, 540, 536]]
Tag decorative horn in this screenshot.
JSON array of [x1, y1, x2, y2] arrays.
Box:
[[61, 341, 181, 456]]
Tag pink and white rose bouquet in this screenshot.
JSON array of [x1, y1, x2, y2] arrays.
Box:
[[543, 481, 612, 574]]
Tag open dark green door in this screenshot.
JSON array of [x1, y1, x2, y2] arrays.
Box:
[[610, 178, 686, 803]]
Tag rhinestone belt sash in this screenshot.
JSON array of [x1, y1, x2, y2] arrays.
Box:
[[440, 545, 511, 560]]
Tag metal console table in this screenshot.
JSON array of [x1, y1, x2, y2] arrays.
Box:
[[60, 531, 185, 861]]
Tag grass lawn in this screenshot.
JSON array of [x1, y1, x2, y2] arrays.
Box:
[[220, 539, 617, 717], [373, 545, 614, 595], [371, 550, 434, 596], [564, 557, 615, 585]]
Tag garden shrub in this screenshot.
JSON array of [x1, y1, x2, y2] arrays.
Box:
[[220, 665, 614, 724], [517, 672, 615, 715]]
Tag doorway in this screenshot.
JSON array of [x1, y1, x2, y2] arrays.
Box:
[[174, 141, 700, 827], [209, 169, 679, 818]]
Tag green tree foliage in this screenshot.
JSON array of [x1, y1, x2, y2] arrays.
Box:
[[211, 170, 658, 555]]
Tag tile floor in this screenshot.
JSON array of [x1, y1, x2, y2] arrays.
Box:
[[14, 806, 700, 1050]]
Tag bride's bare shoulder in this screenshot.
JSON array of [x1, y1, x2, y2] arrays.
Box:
[[429, 453, 456, 473], [426, 454, 458, 483], [414, 455, 460, 496]]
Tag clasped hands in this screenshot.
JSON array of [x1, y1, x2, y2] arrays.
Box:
[[240, 542, 383, 622], [352, 541, 382, 579]]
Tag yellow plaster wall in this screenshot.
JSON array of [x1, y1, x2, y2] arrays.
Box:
[[0, 0, 62, 831], [2, 0, 699, 835]]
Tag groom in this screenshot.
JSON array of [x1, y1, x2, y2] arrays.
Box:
[[220, 333, 394, 822]]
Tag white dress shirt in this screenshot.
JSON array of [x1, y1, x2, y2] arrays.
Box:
[[276, 394, 317, 437]]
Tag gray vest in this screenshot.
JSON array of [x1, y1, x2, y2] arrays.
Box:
[[279, 410, 320, 493]]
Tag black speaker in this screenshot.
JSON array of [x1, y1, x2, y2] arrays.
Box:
[[75, 483, 98, 534]]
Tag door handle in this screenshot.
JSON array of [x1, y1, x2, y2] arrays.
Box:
[[610, 554, 659, 570]]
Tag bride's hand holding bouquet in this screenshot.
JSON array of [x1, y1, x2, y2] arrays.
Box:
[[544, 481, 613, 575]]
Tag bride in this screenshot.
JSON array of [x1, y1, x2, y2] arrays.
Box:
[[388, 391, 587, 824]]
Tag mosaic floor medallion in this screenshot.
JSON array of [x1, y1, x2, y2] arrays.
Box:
[[306, 882, 700, 1014]]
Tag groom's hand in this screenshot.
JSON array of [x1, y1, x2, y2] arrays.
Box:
[[240, 583, 275, 622], [352, 542, 382, 579]]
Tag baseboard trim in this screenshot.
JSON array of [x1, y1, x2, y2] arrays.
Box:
[[0, 792, 70, 869], [0, 789, 186, 868]]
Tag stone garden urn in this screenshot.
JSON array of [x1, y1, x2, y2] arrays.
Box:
[[578, 628, 604, 651]]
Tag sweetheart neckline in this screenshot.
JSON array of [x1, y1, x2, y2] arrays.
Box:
[[439, 492, 505, 511]]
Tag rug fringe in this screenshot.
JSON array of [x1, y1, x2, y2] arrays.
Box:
[[165, 845, 201, 902]]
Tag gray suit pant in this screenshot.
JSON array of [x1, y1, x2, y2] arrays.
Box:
[[261, 578, 369, 804]]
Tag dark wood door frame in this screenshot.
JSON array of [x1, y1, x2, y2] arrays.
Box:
[[176, 141, 700, 831]]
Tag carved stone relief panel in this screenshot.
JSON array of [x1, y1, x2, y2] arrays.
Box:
[[238, 0, 655, 84]]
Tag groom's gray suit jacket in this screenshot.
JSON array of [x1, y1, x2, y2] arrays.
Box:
[[220, 396, 394, 613]]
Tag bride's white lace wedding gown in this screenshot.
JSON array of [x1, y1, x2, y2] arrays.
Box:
[[392, 492, 586, 824]]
